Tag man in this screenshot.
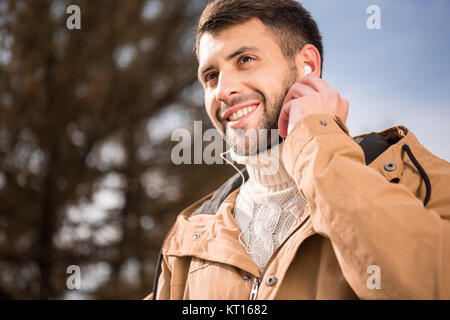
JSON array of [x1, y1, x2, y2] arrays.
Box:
[[146, 0, 450, 299]]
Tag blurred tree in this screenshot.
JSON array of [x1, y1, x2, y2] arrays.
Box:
[[0, 0, 237, 299]]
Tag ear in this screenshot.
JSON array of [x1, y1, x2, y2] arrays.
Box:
[[294, 44, 322, 78]]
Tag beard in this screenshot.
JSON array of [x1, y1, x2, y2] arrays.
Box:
[[222, 64, 298, 156]]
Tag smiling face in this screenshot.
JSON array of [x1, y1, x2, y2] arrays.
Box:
[[198, 18, 300, 155]]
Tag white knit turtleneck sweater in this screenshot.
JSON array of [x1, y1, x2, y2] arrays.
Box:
[[230, 141, 307, 273]]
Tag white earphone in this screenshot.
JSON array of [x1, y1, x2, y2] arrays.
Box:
[[304, 65, 312, 77]]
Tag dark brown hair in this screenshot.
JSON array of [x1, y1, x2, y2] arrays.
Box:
[[196, 0, 323, 73]]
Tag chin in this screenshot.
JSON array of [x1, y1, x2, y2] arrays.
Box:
[[227, 133, 267, 157]]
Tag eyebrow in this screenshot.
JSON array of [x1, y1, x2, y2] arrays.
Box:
[[198, 46, 261, 81]]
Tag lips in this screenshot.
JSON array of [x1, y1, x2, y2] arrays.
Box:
[[222, 101, 261, 129]]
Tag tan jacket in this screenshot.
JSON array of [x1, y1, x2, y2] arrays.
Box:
[[146, 113, 450, 300]]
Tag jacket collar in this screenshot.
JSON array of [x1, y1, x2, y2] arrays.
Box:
[[163, 188, 261, 277], [191, 125, 412, 217]]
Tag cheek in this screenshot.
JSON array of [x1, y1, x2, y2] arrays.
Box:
[[247, 73, 279, 106], [204, 92, 214, 115], [205, 93, 221, 125]]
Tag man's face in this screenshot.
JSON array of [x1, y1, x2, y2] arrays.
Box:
[[198, 18, 299, 155]]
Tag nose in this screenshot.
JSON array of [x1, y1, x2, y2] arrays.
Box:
[[215, 72, 242, 104]]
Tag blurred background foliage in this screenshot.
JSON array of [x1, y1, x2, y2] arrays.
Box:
[[0, 0, 237, 299]]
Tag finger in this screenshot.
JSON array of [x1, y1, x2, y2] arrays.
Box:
[[298, 74, 331, 93], [278, 101, 290, 138], [282, 82, 317, 105], [341, 98, 349, 123], [278, 99, 299, 138]]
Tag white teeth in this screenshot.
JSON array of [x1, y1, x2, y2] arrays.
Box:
[[228, 105, 258, 121]]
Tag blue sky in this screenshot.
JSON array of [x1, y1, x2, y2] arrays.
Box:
[[300, 0, 450, 160]]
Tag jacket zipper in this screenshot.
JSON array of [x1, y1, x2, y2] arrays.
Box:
[[249, 277, 260, 300], [247, 213, 312, 300]]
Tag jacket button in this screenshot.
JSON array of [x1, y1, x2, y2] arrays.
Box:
[[266, 275, 277, 287], [193, 232, 200, 239], [384, 162, 397, 172]]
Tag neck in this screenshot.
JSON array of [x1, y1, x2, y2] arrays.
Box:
[[230, 141, 293, 192]]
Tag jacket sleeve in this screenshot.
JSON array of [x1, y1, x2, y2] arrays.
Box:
[[142, 254, 171, 300], [143, 292, 153, 300], [152, 254, 172, 300], [282, 113, 450, 299]]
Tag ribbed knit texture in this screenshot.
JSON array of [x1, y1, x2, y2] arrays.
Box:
[[230, 142, 307, 273]]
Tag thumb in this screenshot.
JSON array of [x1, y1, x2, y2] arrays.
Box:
[[278, 102, 292, 138]]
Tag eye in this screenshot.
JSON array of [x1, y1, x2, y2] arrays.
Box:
[[205, 72, 218, 83], [239, 55, 255, 64]]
